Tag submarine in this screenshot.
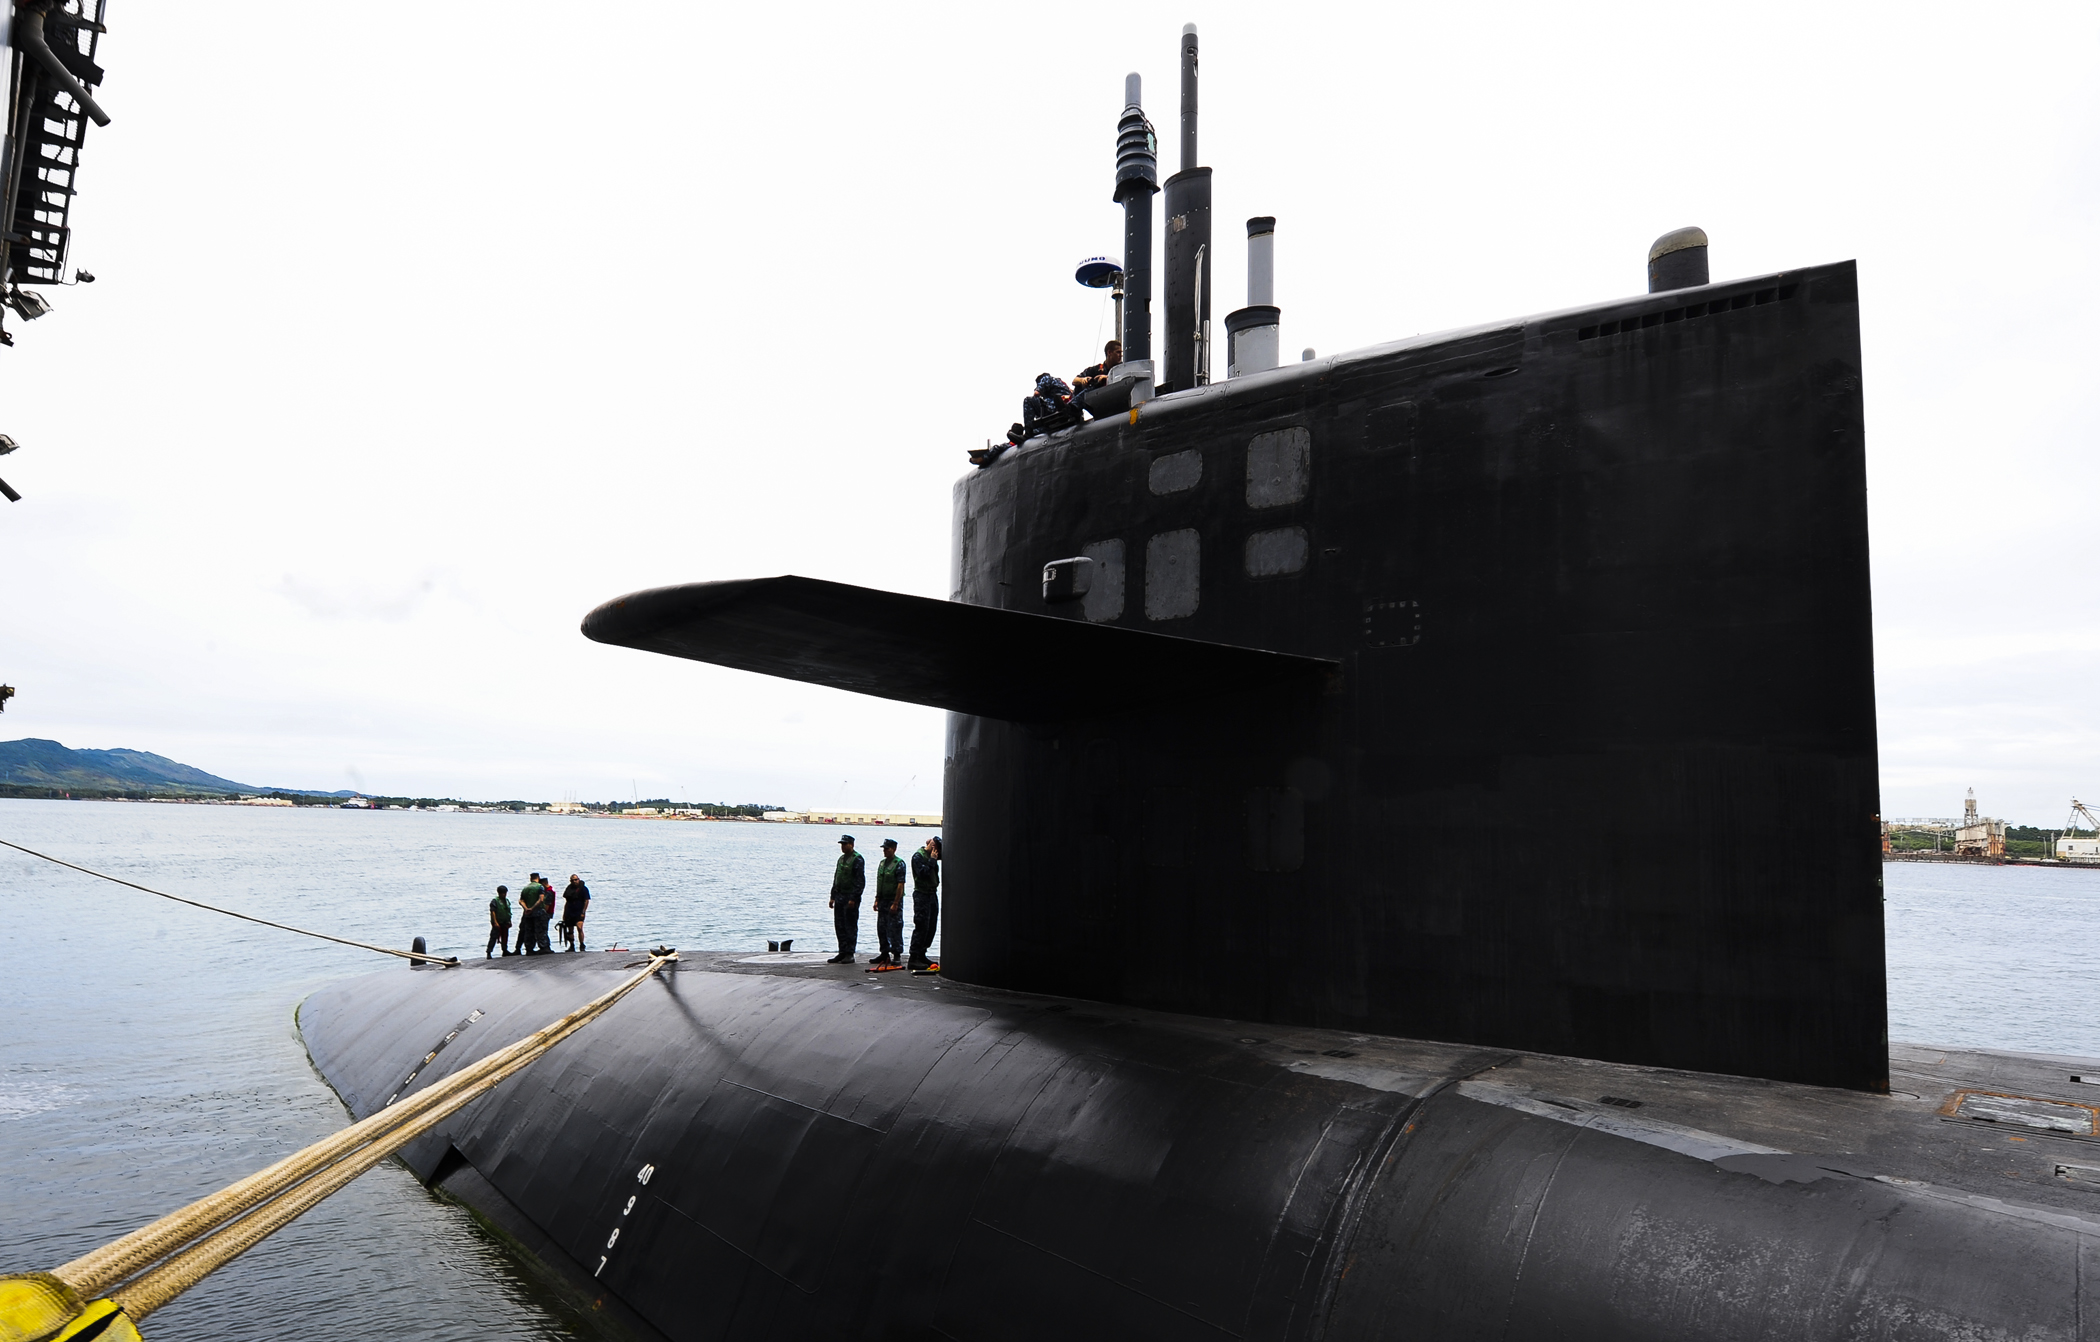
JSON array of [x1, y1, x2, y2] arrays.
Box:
[[302, 26, 2100, 1340]]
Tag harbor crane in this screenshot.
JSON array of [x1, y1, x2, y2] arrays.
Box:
[[2056, 798, 2100, 862]]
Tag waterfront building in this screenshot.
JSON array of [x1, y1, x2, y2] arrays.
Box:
[[762, 809, 943, 827], [1953, 789, 2006, 857]]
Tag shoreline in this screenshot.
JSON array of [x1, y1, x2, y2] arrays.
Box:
[[0, 794, 941, 825], [1885, 851, 2100, 871]]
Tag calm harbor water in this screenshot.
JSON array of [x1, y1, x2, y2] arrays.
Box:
[[2, 797, 2094, 1339], [0, 799, 935, 1341]]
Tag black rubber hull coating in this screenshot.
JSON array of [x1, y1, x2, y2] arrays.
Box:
[[301, 957, 2094, 1341], [946, 261, 1883, 1092]]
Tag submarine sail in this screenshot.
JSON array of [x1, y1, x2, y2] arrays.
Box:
[[588, 256, 1882, 1095]]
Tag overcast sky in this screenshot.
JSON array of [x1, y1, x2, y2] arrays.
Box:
[[3, 2, 2095, 822]]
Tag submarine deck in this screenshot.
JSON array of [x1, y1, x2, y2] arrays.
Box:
[[299, 951, 2100, 1339], [417, 949, 2100, 1220]]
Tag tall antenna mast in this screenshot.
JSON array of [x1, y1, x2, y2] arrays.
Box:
[[1113, 73, 1157, 364], [1162, 24, 1211, 390]]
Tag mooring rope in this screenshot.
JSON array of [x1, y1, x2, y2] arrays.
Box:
[[0, 950, 679, 1342], [0, 837, 458, 966], [109, 1075, 497, 1320]]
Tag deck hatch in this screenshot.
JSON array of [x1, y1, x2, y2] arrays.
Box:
[[2055, 1163, 2100, 1188], [1941, 1090, 2100, 1135]]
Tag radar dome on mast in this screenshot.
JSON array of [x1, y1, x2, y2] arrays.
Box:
[[1074, 257, 1123, 288], [1075, 257, 1127, 359]]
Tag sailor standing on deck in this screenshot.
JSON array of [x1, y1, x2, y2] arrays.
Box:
[[872, 838, 907, 967], [519, 874, 552, 955], [487, 884, 514, 958], [826, 835, 865, 964], [908, 836, 941, 970], [559, 874, 590, 952]]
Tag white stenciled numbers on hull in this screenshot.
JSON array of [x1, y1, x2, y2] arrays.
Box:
[[596, 1162, 655, 1277]]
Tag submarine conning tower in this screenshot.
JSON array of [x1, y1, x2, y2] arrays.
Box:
[[939, 235, 1880, 1092], [581, 33, 1880, 1093]]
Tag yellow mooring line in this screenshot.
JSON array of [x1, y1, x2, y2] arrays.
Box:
[[0, 951, 678, 1342]]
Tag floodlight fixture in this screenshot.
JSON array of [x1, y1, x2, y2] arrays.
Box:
[[5, 290, 52, 321]]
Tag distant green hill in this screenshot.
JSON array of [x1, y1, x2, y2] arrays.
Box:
[[0, 738, 347, 798]]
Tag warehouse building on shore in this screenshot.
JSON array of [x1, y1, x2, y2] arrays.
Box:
[[763, 809, 943, 828]]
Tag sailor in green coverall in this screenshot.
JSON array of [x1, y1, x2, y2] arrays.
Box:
[[872, 838, 908, 967], [487, 885, 513, 958], [826, 835, 865, 964], [518, 875, 551, 955], [908, 836, 940, 970]]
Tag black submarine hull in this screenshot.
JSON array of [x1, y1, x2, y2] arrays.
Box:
[[302, 954, 2095, 1340]]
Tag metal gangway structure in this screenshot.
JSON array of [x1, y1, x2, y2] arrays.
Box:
[[1, 0, 114, 503], [2, 0, 108, 306]]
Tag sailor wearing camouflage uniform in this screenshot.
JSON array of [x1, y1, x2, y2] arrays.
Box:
[[908, 836, 941, 969], [872, 839, 908, 966], [826, 835, 865, 964]]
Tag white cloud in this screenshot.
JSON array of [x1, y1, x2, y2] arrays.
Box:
[[278, 573, 437, 622]]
